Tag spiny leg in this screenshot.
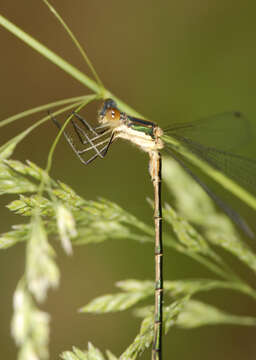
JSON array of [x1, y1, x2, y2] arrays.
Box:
[[77, 133, 115, 165], [50, 110, 104, 160], [51, 112, 114, 165], [75, 129, 113, 154], [99, 132, 115, 157], [71, 120, 105, 158], [72, 111, 98, 136], [78, 137, 111, 154], [70, 114, 115, 159], [94, 123, 110, 131], [50, 112, 93, 163]]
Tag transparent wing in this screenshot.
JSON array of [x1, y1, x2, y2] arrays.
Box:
[[163, 111, 256, 194], [164, 111, 252, 151], [164, 136, 256, 196]]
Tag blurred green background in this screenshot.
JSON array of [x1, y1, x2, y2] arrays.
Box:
[[1, 0, 256, 359]]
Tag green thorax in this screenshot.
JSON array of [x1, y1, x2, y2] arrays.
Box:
[[128, 116, 155, 138]]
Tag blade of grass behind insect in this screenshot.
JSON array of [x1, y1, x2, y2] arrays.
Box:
[[0, 14, 143, 118], [41, 0, 104, 88], [0, 14, 101, 94], [0, 100, 89, 161], [0, 95, 88, 128]]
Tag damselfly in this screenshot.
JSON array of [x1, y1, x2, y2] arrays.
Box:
[[52, 98, 256, 360]]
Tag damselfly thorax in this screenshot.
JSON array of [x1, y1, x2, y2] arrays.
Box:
[[98, 99, 164, 153]]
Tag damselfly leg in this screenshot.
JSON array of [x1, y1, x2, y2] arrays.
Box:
[[71, 111, 99, 136], [50, 111, 114, 165]]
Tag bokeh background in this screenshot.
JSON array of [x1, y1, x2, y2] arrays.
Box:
[[1, 0, 256, 359]]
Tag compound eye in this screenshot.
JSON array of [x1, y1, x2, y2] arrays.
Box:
[[105, 108, 120, 123], [111, 109, 116, 119]]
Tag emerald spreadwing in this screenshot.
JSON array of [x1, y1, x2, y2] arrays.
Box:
[[52, 98, 256, 360]]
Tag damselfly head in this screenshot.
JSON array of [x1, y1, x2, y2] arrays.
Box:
[[98, 98, 121, 127], [99, 98, 117, 117]]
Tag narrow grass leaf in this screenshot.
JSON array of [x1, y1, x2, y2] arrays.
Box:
[[164, 279, 256, 299], [61, 344, 106, 360], [206, 230, 256, 274], [106, 351, 118, 360], [176, 299, 256, 328], [0, 95, 87, 128], [164, 298, 190, 332], [148, 198, 221, 264], [7, 195, 53, 217], [8, 159, 53, 182], [0, 235, 19, 249], [163, 157, 216, 223], [116, 280, 154, 293], [0, 224, 30, 249], [163, 204, 210, 254], [163, 203, 224, 269], [87, 343, 105, 360], [5, 160, 41, 180], [0, 99, 86, 165], [80, 291, 150, 314], [61, 351, 81, 360], [116, 278, 256, 300], [0, 162, 37, 194]]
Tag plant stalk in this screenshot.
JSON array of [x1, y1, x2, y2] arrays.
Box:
[[149, 151, 163, 360]]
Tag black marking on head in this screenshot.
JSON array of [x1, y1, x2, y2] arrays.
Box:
[[100, 98, 118, 117]]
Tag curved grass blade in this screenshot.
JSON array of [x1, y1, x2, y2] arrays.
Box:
[[176, 299, 256, 328], [0, 95, 88, 128], [41, 0, 104, 88], [0, 14, 143, 117], [0, 14, 101, 94], [0, 100, 90, 160]]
